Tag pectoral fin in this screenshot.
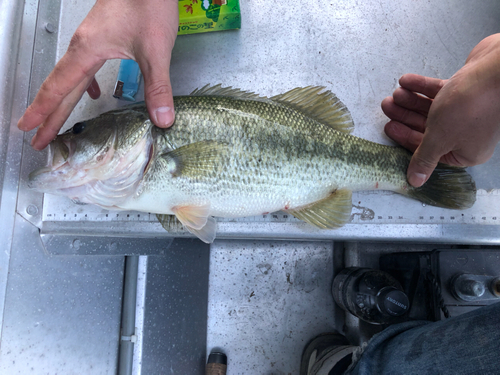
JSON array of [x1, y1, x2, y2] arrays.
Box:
[[160, 140, 229, 178], [288, 189, 353, 229]]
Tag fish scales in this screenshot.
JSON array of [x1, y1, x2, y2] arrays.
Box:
[[138, 95, 408, 217], [28, 86, 476, 243]]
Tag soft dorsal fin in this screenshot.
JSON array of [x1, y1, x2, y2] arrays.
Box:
[[271, 86, 354, 134], [190, 84, 270, 102], [288, 189, 353, 229]]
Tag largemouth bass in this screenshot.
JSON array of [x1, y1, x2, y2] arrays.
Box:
[[29, 85, 476, 243]]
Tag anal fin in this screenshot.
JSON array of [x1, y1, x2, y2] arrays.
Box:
[[288, 189, 353, 229]]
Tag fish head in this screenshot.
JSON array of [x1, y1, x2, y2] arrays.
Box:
[[29, 106, 154, 206]]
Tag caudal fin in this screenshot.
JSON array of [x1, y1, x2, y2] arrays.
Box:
[[406, 164, 476, 209]]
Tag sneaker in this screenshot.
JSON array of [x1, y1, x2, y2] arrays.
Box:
[[300, 333, 357, 375]]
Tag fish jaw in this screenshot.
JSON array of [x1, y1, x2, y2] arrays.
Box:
[[29, 128, 153, 207], [27, 133, 112, 193]]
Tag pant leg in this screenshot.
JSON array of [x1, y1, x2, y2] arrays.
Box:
[[345, 301, 500, 375]]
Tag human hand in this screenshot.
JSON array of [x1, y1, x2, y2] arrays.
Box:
[[382, 33, 500, 187], [18, 0, 179, 150]]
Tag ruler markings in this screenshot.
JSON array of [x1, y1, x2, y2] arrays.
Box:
[[41, 189, 500, 225]]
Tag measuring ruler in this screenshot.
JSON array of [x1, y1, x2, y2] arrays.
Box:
[[41, 189, 500, 226]]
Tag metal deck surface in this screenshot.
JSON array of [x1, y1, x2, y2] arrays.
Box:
[[1, 0, 499, 374]]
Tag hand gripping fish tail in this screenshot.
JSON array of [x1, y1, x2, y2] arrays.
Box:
[[406, 164, 476, 209]]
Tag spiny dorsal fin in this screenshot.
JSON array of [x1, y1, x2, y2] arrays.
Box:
[[189, 84, 354, 133], [190, 84, 270, 102], [288, 189, 353, 229], [271, 86, 354, 134]]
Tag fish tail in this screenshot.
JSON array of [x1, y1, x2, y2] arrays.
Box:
[[406, 164, 476, 209]]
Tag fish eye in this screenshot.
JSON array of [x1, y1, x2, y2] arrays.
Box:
[[72, 121, 86, 134]]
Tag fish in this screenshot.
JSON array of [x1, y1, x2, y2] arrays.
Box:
[[29, 85, 476, 243]]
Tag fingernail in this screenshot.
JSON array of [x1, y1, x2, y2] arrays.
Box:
[[154, 107, 174, 127], [17, 117, 27, 131], [87, 83, 100, 100], [409, 172, 427, 187], [30, 134, 40, 150]]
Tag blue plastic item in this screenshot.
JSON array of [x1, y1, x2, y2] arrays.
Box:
[[113, 59, 142, 101]]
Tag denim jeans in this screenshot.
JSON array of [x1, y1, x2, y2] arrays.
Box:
[[345, 301, 500, 375]]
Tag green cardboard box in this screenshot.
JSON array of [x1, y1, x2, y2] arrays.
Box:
[[178, 0, 241, 35]]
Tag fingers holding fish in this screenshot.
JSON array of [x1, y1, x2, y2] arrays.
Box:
[[384, 121, 423, 153], [18, 0, 179, 150], [381, 95, 427, 133], [398, 74, 447, 100], [138, 56, 176, 128], [30, 75, 97, 150], [380, 75, 446, 136], [132, 2, 178, 129], [17, 57, 93, 131], [406, 134, 449, 187], [18, 44, 105, 150], [392, 87, 432, 116]]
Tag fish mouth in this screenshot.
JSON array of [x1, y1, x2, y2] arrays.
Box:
[[28, 140, 72, 189], [28, 132, 116, 192]]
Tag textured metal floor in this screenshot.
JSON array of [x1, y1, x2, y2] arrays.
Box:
[[207, 240, 336, 374]]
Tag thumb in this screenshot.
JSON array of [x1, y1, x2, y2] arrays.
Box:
[[407, 137, 444, 187], [140, 59, 175, 128]]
